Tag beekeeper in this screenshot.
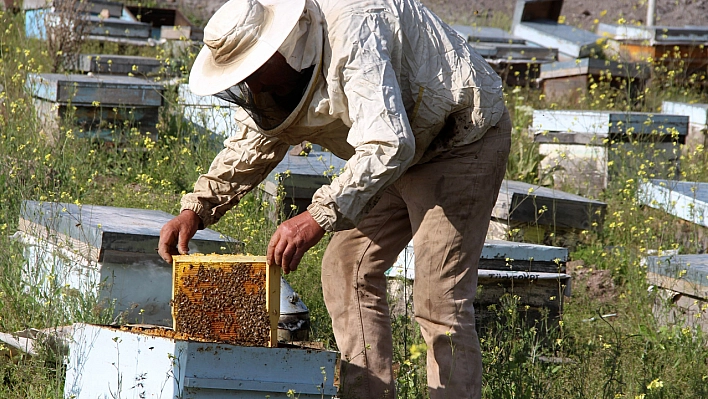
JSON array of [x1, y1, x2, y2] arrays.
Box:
[[158, 0, 511, 397]]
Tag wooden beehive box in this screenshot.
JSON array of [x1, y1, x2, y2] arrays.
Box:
[[490, 179, 607, 244], [172, 254, 280, 347], [126, 5, 203, 41], [26, 72, 163, 142], [453, 25, 557, 86], [539, 58, 650, 104], [263, 147, 347, 220], [533, 110, 688, 196], [644, 254, 708, 332], [662, 101, 708, 151], [597, 23, 708, 75], [65, 323, 338, 399], [67, 54, 163, 76], [638, 179, 708, 227], [16, 200, 237, 326], [511, 0, 603, 59], [387, 240, 570, 329], [178, 83, 238, 139]]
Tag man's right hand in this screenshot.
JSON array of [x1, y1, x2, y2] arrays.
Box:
[[158, 209, 201, 263]]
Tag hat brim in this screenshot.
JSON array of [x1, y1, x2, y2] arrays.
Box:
[[189, 0, 307, 96]]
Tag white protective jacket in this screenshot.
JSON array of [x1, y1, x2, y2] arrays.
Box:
[[181, 0, 505, 232]]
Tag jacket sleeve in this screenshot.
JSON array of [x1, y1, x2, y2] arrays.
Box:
[[180, 124, 290, 228], [307, 10, 415, 232]]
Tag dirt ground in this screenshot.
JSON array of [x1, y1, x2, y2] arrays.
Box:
[[176, 0, 708, 32]]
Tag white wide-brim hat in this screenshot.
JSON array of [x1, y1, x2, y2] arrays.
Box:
[[189, 0, 306, 96]]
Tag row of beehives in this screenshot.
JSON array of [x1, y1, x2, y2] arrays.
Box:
[[23, 0, 203, 44], [453, 0, 708, 94]]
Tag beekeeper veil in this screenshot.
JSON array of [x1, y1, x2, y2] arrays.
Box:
[[212, 0, 323, 131]]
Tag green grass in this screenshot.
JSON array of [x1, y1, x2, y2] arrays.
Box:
[[1, 6, 708, 399]]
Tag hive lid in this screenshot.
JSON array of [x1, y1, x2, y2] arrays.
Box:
[[533, 110, 689, 138], [19, 201, 236, 262], [645, 254, 708, 299], [26, 73, 163, 106]]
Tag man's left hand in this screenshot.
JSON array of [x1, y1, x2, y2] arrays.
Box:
[[267, 211, 325, 274]]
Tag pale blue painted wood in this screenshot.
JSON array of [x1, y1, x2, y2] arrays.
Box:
[[387, 240, 568, 280], [638, 179, 708, 228], [452, 25, 525, 44], [597, 23, 708, 44], [514, 21, 603, 58], [645, 254, 708, 296], [540, 57, 651, 79], [270, 150, 347, 181], [533, 110, 689, 138], [21, 200, 232, 259], [662, 101, 708, 126], [65, 324, 338, 399], [26, 73, 163, 106]]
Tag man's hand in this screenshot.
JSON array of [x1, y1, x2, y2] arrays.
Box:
[[158, 210, 201, 263], [267, 211, 325, 274]]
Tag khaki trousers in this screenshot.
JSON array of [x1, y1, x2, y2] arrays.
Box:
[[322, 109, 512, 399]]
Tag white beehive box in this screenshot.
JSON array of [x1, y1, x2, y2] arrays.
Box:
[[644, 254, 708, 332], [533, 110, 688, 196], [638, 179, 708, 228], [511, 0, 603, 59], [662, 101, 708, 151], [490, 179, 607, 243], [16, 200, 237, 326], [64, 323, 338, 399], [264, 147, 347, 219], [178, 83, 238, 139], [386, 240, 570, 327]]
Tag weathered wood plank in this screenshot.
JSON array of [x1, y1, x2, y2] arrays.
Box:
[[387, 239, 568, 279], [34, 98, 159, 141], [645, 254, 708, 299], [493, 179, 607, 231], [263, 149, 347, 217], [71, 54, 162, 75], [23, 0, 123, 17], [20, 200, 233, 262], [533, 110, 689, 141], [514, 21, 603, 58], [638, 179, 708, 229], [540, 57, 650, 80], [27, 73, 163, 106], [661, 101, 708, 150], [597, 23, 708, 45], [452, 25, 526, 44], [126, 5, 203, 41]]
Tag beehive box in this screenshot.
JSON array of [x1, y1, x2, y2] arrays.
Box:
[[597, 23, 708, 74], [65, 323, 338, 399], [662, 101, 708, 151], [178, 83, 238, 139], [126, 5, 203, 41], [172, 254, 280, 347], [511, 0, 603, 59], [644, 254, 708, 332], [490, 179, 607, 244], [15, 201, 238, 326], [23, 0, 124, 17], [387, 240, 570, 327], [453, 24, 557, 86], [638, 179, 708, 227], [263, 147, 347, 220], [540, 58, 650, 104], [68, 54, 163, 76], [26, 73, 163, 142], [533, 110, 688, 196]]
